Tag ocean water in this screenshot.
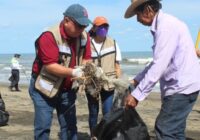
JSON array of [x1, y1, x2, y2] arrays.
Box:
[[0, 52, 159, 91], [0, 54, 34, 86]]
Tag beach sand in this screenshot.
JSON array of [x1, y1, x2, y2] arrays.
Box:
[[0, 85, 200, 140]]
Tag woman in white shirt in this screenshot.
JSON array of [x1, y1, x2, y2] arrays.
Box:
[[86, 16, 122, 139]]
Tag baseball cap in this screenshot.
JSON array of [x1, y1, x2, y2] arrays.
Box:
[[63, 4, 91, 26], [14, 54, 21, 58], [93, 16, 109, 26]]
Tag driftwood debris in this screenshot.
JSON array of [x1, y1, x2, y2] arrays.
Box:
[[73, 63, 108, 99], [73, 63, 131, 100]]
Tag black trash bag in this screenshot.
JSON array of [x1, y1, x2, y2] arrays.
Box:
[[92, 77, 150, 140], [0, 94, 9, 126], [93, 107, 150, 140], [0, 94, 5, 111]]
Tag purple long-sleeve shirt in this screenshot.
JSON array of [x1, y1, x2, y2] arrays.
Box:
[[132, 11, 200, 101]]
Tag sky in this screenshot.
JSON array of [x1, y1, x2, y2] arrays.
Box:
[[0, 0, 200, 54]]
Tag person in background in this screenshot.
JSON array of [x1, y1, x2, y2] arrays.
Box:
[[196, 48, 200, 57], [29, 4, 91, 140], [9, 54, 21, 92], [87, 16, 122, 139], [195, 30, 200, 57], [124, 0, 200, 140]]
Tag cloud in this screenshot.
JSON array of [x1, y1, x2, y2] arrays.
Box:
[[163, 0, 200, 17], [0, 23, 11, 28], [114, 27, 135, 35], [0, 0, 65, 27], [0, 0, 200, 53]]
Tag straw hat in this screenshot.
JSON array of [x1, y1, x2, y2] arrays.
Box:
[[124, 0, 160, 18]]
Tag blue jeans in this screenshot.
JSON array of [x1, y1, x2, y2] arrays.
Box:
[[29, 77, 77, 140], [155, 91, 199, 140], [86, 89, 114, 136]]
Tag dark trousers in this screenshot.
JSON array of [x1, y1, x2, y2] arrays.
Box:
[[155, 91, 199, 140], [29, 77, 77, 140], [9, 69, 20, 90], [86, 89, 114, 136]]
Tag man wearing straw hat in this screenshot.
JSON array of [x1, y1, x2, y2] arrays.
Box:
[[124, 0, 200, 139]]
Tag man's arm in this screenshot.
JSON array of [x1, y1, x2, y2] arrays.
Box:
[[115, 42, 122, 78], [131, 29, 177, 102], [44, 63, 73, 77], [115, 62, 121, 78]]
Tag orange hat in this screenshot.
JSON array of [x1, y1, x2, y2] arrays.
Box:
[[93, 16, 109, 26]]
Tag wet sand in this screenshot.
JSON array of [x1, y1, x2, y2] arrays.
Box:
[[0, 85, 200, 140]]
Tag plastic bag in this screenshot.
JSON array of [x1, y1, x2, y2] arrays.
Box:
[[93, 108, 150, 140], [0, 94, 9, 126]]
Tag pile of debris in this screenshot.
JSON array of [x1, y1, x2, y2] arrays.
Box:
[[73, 62, 130, 100], [73, 63, 108, 99]]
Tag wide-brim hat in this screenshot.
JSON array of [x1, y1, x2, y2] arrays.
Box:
[[125, 0, 161, 18], [125, 0, 150, 18]]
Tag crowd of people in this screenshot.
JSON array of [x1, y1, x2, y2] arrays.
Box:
[[7, 0, 199, 140]]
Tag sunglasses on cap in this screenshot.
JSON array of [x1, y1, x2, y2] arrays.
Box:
[[68, 17, 87, 29]]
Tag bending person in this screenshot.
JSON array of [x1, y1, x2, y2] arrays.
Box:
[[124, 0, 200, 140], [29, 4, 91, 140]]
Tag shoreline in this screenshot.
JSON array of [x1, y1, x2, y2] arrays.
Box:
[[0, 85, 200, 140]]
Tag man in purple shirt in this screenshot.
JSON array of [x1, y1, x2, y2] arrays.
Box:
[[124, 0, 200, 139]]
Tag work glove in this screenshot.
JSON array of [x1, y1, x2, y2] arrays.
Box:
[[72, 67, 83, 78]]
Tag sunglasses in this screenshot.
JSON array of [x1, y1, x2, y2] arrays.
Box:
[[68, 17, 87, 29]]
